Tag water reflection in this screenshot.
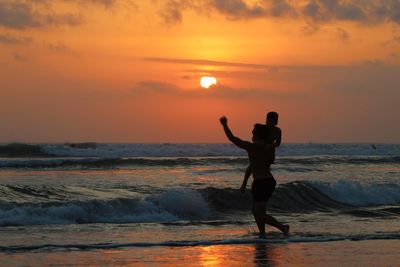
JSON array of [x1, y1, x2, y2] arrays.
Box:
[[200, 246, 224, 267], [198, 243, 283, 267], [254, 243, 277, 267]]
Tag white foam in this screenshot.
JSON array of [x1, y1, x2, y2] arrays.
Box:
[[147, 189, 211, 220], [311, 180, 400, 206]]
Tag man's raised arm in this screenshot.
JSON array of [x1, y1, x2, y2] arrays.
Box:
[[219, 116, 250, 149]]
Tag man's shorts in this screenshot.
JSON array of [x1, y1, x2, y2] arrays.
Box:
[[251, 178, 276, 202]]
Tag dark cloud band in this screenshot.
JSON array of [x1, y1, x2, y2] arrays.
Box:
[[160, 0, 400, 25]]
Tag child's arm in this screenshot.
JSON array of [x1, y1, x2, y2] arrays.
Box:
[[264, 128, 282, 150], [275, 128, 282, 147], [240, 165, 252, 193]]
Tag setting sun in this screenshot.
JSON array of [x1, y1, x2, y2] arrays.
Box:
[[200, 76, 217, 89]]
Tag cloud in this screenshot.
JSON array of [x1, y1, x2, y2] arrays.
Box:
[[132, 80, 305, 99], [388, 53, 400, 64], [159, 0, 184, 24], [86, 0, 117, 8], [0, 33, 33, 45], [133, 81, 182, 95], [70, 0, 137, 9], [383, 34, 400, 46], [144, 57, 279, 71], [43, 41, 70, 52], [302, 0, 366, 23], [267, 0, 295, 17], [0, 1, 83, 30], [301, 24, 320, 35], [13, 52, 28, 62], [336, 27, 350, 43], [0, 0, 139, 30], [210, 0, 265, 19], [157, 0, 400, 25]]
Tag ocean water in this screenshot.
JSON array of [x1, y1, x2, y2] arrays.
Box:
[[0, 143, 399, 266]]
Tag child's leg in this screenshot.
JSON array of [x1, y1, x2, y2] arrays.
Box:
[[240, 165, 252, 192]]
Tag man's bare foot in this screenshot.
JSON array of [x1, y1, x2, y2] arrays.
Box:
[[282, 224, 290, 236]]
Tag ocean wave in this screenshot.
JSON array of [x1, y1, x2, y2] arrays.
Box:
[[1, 155, 399, 169], [0, 157, 248, 169], [1, 181, 399, 226], [280, 156, 400, 165], [310, 180, 400, 206], [0, 188, 211, 226], [39, 143, 400, 158], [0, 143, 51, 157], [200, 182, 349, 213], [1, 143, 399, 159], [201, 180, 400, 213]]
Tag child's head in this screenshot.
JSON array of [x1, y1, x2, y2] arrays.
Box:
[[266, 111, 279, 126], [252, 123, 267, 142]]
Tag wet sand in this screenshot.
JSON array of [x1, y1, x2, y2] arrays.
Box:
[[2, 240, 400, 266]]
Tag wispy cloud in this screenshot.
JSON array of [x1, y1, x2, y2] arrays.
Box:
[[132, 80, 305, 99], [144, 57, 280, 71], [0, 33, 33, 45], [13, 52, 28, 62], [336, 27, 350, 43], [301, 24, 320, 35], [382, 34, 400, 46], [144, 57, 374, 73], [43, 41, 70, 52]]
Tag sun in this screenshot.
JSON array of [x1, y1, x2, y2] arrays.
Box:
[[200, 76, 217, 89]]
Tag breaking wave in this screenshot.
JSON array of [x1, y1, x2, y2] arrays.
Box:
[[0, 187, 210, 226], [1, 181, 399, 227]]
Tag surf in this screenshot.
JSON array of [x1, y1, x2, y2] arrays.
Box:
[[1, 232, 399, 252], [1, 181, 400, 226]]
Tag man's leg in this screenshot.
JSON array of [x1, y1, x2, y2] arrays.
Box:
[[254, 201, 289, 236], [253, 201, 266, 237]]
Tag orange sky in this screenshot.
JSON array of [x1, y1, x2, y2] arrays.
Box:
[[1, 0, 400, 143]]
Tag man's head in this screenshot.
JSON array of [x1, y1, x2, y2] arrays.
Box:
[[266, 111, 279, 126], [252, 124, 267, 142]]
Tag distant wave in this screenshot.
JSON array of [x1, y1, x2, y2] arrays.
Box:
[[1, 156, 399, 169], [1, 143, 399, 159], [1, 181, 399, 226], [0, 143, 51, 157], [0, 157, 248, 169], [280, 156, 400, 165], [1, 232, 399, 252]]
